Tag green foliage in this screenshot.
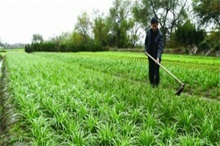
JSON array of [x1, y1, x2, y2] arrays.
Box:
[[128, 20, 143, 48], [25, 42, 58, 52], [32, 34, 44, 43], [93, 16, 110, 47], [175, 21, 195, 46], [175, 20, 206, 47], [49, 32, 71, 44], [137, 130, 156, 145], [74, 12, 92, 38], [194, 29, 207, 46], [198, 40, 210, 52], [108, 0, 133, 48], [214, 41, 220, 51], [132, 0, 151, 29], [3, 51, 220, 145], [205, 30, 220, 48], [24, 44, 32, 53], [25, 32, 107, 53], [133, 0, 188, 45], [192, 0, 220, 28]]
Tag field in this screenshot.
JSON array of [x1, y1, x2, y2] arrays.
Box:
[[0, 51, 220, 145]]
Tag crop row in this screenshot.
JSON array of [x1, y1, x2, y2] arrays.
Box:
[[35, 52, 220, 99]]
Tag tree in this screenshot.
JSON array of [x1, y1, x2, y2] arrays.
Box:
[[108, 0, 133, 48], [205, 30, 220, 48], [175, 20, 206, 47], [75, 12, 92, 42], [133, 0, 188, 45], [32, 34, 44, 43], [69, 32, 84, 45], [133, 0, 151, 30], [92, 11, 110, 47], [128, 19, 144, 48], [192, 0, 220, 28], [49, 32, 71, 44]]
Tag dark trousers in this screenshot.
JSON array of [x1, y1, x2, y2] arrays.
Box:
[[148, 57, 161, 86]]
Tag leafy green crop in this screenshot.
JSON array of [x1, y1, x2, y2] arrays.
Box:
[[1, 51, 220, 145]]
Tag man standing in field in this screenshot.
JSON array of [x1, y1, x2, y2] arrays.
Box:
[[145, 17, 164, 87]]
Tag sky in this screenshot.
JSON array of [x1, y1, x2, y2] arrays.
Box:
[[0, 0, 113, 44]]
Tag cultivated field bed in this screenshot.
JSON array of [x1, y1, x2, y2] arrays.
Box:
[[0, 51, 220, 145]]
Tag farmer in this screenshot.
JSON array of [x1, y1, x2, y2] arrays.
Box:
[[145, 17, 164, 87]]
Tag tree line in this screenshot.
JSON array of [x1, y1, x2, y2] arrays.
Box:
[[26, 0, 220, 55]]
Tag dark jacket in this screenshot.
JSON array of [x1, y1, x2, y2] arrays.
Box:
[[145, 28, 164, 59]]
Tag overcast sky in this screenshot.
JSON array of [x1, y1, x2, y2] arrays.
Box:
[[0, 0, 113, 44]]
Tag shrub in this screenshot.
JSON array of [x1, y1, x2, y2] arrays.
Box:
[[25, 44, 32, 53], [214, 41, 220, 51], [24, 39, 106, 53], [198, 41, 210, 53]]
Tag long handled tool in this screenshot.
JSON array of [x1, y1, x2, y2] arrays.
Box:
[[145, 52, 185, 95]]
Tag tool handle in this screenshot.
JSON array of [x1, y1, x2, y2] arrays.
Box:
[[145, 52, 183, 84]]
